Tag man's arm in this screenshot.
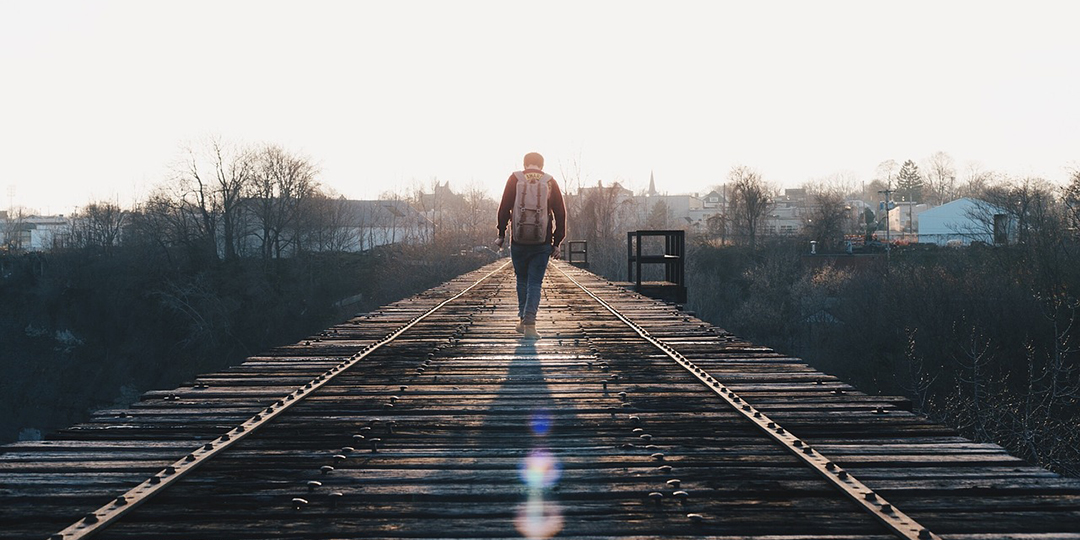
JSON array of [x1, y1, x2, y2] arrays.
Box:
[[549, 179, 567, 248], [496, 174, 517, 238]]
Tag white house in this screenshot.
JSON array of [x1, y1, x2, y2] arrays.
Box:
[[918, 198, 1006, 246], [885, 202, 929, 244], [1, 214, 71, 251]]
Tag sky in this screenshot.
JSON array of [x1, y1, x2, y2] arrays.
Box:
[[2, 0, 1079, 215]]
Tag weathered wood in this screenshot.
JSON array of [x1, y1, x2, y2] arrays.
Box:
[[1, 261, 1078, 540]]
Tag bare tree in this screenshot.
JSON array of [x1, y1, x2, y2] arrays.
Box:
[[175, 145, 221, 260], [803, 179, 850, 252], [728, 165, 774, 247], [1064, 169, 1080, 239], [875, 159, 900, 189], [127, 193, 182, 261], [209, 139, 255, 260], [446, 181, 497, 247], [570, 180, 638, 242], [300, 192, 360, 253], [981, 177, 1058, 246], [249, 145, 319, 259], [157, 139, 257, 261], [956, 162, 998, 199], [558, 151, 588, 206], [924, 151, 957, 206], [137, 172, 213, 263], [70, 201, 125, 254], [1, 207, 29, 251]]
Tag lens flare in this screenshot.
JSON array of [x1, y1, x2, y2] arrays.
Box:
[[515, 491, 564, 540], [520, 449, 561, 489], [529, 411, 553, 436]]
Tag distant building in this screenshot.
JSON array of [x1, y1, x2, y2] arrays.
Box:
[[1, 214, 71, 252], [765, 189, 809, 236], [918, 198, 1007, 246], [701, 189, 725, 210], [233, 198, 432, 257], [416, 181, 465, 230], [886, 201, 929, 238], [337, 199, 431, 251], [783, 188, 808, 204], [636, 174, 726, 232]]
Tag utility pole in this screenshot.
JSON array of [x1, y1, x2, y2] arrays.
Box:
[[909, 196, 914, 242], [877, 188, 893, 251]]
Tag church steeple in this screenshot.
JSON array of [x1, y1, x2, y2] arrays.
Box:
[[648, 170, 657, 196]]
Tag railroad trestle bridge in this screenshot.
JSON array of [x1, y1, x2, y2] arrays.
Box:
[[3, 261, 1079, 540]]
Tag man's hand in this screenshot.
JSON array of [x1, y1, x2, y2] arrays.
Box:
[[494, 236, 504, 249], [550, 244, 561, 259]]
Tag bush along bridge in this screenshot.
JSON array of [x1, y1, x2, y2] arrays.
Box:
[[2, 260, 1079, 540]]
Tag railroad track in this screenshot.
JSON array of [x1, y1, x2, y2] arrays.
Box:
[[2, 260, 1079, 540]]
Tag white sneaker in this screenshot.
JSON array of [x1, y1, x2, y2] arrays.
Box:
[[523, 325, 541, 339]]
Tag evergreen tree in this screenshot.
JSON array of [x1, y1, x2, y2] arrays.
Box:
[[896, 159, 924, 202]]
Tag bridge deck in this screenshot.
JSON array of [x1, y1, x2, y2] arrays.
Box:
[[2, 261, 1079, 540]]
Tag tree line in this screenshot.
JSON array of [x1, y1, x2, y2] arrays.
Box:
[[558, 161, 1080, 477], [5, 143, 1079, 477], [0, 139, 497, 444]]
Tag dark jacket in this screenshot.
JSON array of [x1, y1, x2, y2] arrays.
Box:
[[497, 170, 567, 246]]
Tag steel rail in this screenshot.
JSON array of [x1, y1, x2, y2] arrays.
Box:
[[555, 263, 941, 540], [49, 260, 512, 540]]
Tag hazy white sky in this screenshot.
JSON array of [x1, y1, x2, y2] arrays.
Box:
[[2, 0, 1078, 214]]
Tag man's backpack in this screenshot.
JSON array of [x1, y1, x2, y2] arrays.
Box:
[[511, 170, 553, 245]]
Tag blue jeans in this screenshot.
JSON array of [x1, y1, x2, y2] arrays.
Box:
[[510, 243, 552, 325]]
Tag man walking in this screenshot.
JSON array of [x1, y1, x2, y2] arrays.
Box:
[[495, 152, 567, 339]]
